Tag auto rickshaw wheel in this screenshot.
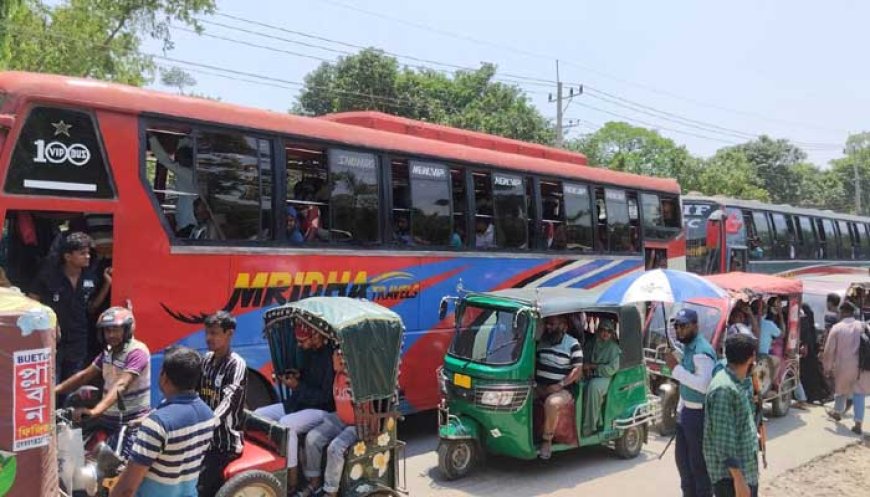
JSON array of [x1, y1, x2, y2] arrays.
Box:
[[771, 371, 795, 418], [216, 469, 282, 497], [437, 440, 476, 480], [614, 425, 644, 459]]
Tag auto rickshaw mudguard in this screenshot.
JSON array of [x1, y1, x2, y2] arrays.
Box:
[[439, 412, 481, 442]]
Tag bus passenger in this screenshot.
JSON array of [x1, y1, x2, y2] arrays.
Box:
[[188, 198, 221, 240], [56, 307, 151, 457], [286, 206, 304, 244], [393, 215, 414, 245], [582, 319, 621, 436], [197, 311, 247, 497], [149, 134, 197, 232], [252, 324, 335, 494], [31, 232, 111, 385], [300, 349, 356, 497], [534, 315, 583, 460], [475, 218, 495, 249]]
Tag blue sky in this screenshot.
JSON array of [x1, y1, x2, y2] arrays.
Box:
[[144, 0, 870, 167]]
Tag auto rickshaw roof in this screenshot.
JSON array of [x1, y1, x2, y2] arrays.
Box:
[[704, 272, 803, 296], [263, 297, 404, 402], [473, 287, 606, 317]]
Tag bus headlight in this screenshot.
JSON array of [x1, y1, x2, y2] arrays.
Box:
[[479, 390, 515, 407]]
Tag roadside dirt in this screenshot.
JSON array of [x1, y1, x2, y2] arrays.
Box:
[[761, 439, 870, 497]]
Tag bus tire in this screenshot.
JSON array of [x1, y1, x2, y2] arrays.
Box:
[[245, 369, 276, 410], [437, 440, 476, 480], [614, 425, 644, 459], [657, 387, 678, 436], [216, 470, 282, 497]]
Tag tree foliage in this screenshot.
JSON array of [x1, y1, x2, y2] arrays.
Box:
[[295, 48, 555, 144], [0, 0, 216, 85]]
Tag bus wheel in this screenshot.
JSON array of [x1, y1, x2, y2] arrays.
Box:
[[614, 426, 644, 459], [216, 470, 282, 497], [771, 372, 794, 418], [657, 388, 678, 436], [437, 440, 476, 480]]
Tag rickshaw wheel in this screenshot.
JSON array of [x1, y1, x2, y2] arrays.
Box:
[[437, 440, 476, 480], [771, 371, 795, 418], [216, 470, 282, 497], [614, 425, 644, 459], [657, 387, 678, 436]]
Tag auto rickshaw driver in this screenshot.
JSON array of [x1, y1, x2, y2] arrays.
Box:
[[534, 315, 583, 460]]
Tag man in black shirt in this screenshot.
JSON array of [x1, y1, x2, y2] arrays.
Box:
[[30, 232, 110, 386], [197, 311, 247, 497]]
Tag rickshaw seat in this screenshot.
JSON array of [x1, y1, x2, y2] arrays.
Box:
[[241, 409, 289, 458], [223, 439, 286, 479]]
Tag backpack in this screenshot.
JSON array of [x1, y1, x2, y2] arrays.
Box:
[[859, 325, 870, 372]]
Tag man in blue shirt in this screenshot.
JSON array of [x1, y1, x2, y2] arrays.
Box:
[[109, 346, 216, 497], [758, 298, 783, 356]]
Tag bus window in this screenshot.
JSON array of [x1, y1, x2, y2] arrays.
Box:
[[492, 173, 528, 249], [6, 107, 115, 199], [837, 220, 853, 259], [641, 193, 679, 240], [540, 180, 563, 250], [146, 126, 195, 235], [770, 213, 792, 259], [848, 222, 861, 259], [797, 216, 816, 259], [194, 130, 271, 242], [526, 177, 538, 250], [328, 149, 380, 244], [285, 143, 329, 243], [408, 160, 451, 246], [563, 182, 594, 252], [390, 159, 411, 245], [821, 219, 837, 259], [472, 171, 495, 249], [864, 224, 870, 258], [749, 211, 773, 260], [627, 192, 640, 251], [603, 188, 634, 252], [451, 168, 467, 248]]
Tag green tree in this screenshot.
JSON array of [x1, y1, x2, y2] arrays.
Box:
[[829, 132, 870, 215], [295, 48, 555, 144], [724, 136, 808, 205], [692, 148, 769, 201], [160, 66, 196, 94], [0, 0, 215, 85], [566, 121, 699, 180]]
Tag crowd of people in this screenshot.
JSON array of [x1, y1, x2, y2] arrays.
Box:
[[667, 294, 870, 497]]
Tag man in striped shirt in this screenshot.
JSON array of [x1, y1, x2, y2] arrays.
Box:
[[110, 346, 216, 497], [197, 311, 248, 497], [535, 314, 583, 460]]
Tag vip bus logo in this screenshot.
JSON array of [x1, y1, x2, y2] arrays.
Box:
[[32, 140, 91, 166], [161, 270, 420, 324]]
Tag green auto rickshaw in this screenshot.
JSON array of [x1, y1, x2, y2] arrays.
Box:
[[219, 297, 406, 497], [436, 288, 660, 479]]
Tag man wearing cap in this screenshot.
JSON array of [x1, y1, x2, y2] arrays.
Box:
[[822, 300, 870, 435], [582, 318, 621, 436], [666, 308, 716, 497]]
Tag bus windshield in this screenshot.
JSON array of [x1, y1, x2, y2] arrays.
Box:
[[448, 305, 528, 365]]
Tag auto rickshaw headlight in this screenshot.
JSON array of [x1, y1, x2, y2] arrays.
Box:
[[480, 390, 515, 407]]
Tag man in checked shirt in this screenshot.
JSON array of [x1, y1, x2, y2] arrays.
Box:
[[197, 311, 248, 497]]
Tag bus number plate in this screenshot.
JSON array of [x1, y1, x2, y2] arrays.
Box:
[[453, 373, 471, 389]]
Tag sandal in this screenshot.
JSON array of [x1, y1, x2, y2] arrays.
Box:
[[827, 409, 842, 422], [294, 484, 322, 497], [538, 434, 553, 460]]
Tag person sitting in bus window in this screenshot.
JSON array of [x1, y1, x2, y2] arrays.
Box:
[[187, 198, 221, 241], [393, 214, 414, 245], [661, 200, 679, 227], [286, 206, 304, 244], [149, 134, 196, 232], [749, 238, 764, 259], [475, 217, 495, 249], [450, 224, 465, 249]]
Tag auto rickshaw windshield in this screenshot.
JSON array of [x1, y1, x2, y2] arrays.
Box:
[[448, 305, 528, 365]]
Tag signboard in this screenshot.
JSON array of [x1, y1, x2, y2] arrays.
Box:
[[12, 349, 51, 452], [409, 160, 448, 181]]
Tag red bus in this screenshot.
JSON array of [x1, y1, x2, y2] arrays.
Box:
[[684, 194, 870, 277], [0, 71, 685, 413]]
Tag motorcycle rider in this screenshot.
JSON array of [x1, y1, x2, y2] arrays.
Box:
[[55, 306, 151, 455]]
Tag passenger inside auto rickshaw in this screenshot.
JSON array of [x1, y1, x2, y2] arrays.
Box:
[[727, 300, 758, 338], [582, 319, 622, 436], [757, 297, 784, 368], [252, 322, 335, 494]]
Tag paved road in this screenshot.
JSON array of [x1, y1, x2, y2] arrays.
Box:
[[399, 403, 864, 496]]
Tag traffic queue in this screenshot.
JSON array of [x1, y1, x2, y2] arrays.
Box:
[[1, 252, 869, 497]]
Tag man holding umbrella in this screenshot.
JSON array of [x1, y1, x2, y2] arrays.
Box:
[[666, 308, 717, 497]]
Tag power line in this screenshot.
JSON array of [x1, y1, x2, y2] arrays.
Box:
[[312, 0, 850, 135]]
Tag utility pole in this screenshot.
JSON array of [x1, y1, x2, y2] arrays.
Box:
[[855, 161, 862, 215], [549, 60, 582, 148]]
